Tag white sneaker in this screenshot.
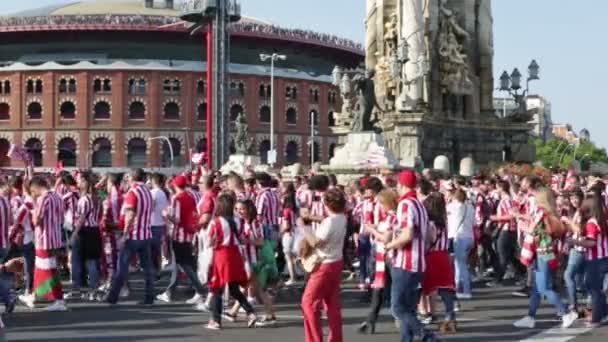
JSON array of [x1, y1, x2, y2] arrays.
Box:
[[18, 294, 35, 308], [195, 302, 210, 312], [514, 316, 536, 329], [119, 287, 130, 298], [156, 292, 172, 303], [562, 311, 578, 328], [46, 300, 67, 312], [284, 279, 295, 287], [247, 296, 257, 306], [186, 293, 203, 304], [456, 293, 472, 300]]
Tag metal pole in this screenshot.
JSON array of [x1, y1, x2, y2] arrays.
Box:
[[149, 136, 173, 167], [270, 56, 275, 167], [310, 111, 314, 166], [206, 23, 213, 169]]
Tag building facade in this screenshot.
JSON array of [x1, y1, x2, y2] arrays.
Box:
[[0, 0, 363, 169]]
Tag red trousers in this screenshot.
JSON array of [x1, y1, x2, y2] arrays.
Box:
[[301, 260, 343, 342]]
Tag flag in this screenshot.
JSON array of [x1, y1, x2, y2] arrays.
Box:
[[353, 146, 387, 169], [7, 144, 33, 167], [33, 250, 63, 300]]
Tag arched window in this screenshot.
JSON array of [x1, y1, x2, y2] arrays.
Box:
[[259, 84, 266, 98], [172, 79, 181, 93], [57, 137, 77, 167], [265, 85, 271, 98], [329, 143, 337, 160], [164, 102, 180, 120], [92, 138, 112, 167], [197, 80, 206, 95], [285, 141, 299, 165], [328, 110, 335, 127], [197, 103, 207, 121], [94, 101, 111, 120], [162, 138, 182, 167], [0, 139, 9, 167], [68, 79, 77, 93], [129, 101, 146, 120], [35, 80, 43, 93], [128, 78, 146, 95], [0, 103, 9, 121], [238, 82, 245, 97], [259, 105, 271, 123], [230, 104, 243, 122], [313, 90, 319, 103], [309, 141, 321, 164], [127, 138, 147, 167], [286, 86, 297, 100], [26, 80, 34, 94], [2, 81, 10, 94], [103, 78, 112, 92], [60, 101, 76, 120], [196, 138, 207, 153], [93, 79, 102, 93], [25, 138, 43, 167], [258, 139, 271, 164], [286, 107, 297, 125], [163, 79, 172, 93], [58, 79, 67, 93], [27, 102, 42, 120]]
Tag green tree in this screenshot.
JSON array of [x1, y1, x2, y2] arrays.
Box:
[[534, 138, 608, 170]]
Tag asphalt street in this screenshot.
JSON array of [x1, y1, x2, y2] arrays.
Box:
[[4, 277, 608, 342]]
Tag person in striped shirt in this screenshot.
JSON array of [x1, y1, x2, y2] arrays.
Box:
[[106, 168, 155, 306], [19, 176, 66, 311], [157, 175, 206, 304], [99, 173, 122, 291], [67, 172, 102, 301], [11, 179, 35, 295], [255, 172, 280, 241], [357, 177, 384, 291], [385, 170, 435, 342], [562, 189, 586, 315]]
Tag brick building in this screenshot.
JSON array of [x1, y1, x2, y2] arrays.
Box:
[[0, 0, 363, 169]]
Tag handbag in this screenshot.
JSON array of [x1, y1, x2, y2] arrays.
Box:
[[298, 239, 323, 274]]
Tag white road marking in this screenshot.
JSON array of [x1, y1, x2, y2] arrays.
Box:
[[519, 325, 594, 342]]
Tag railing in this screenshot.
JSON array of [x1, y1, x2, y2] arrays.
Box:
[[0, 14, 364, 53]]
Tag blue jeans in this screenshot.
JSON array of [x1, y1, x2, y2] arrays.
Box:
[[71, 236, 100, 291], [584, 257, 608, 323], [358, 234, 373, 284], [391, 268, 423, 342], [454, 237, 473, 294], [0, 248, 11, 305], [564, 250, 586, 311], [151, 225, 165, 273], [528, 258, 565, 317], [107, 239, 155, 304]]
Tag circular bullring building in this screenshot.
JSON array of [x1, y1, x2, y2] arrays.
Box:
[[0, 0, 363, 169]]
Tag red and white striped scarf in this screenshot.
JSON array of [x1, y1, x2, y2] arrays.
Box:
[[371, 211, 396, 289]]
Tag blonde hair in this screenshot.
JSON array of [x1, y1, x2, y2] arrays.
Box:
[[377, 189, 399, 211], [535, 187, 557, 216]]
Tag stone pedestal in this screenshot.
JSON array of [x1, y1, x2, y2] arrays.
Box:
[[220, 154, 260, 175], [323, 132, 401, 183]]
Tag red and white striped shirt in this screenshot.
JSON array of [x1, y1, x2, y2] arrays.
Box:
[[429, 222, 449, 252], [55, 183, 68, 197], [62, 191, 79, 228], [256, 188, 280, 226], [102, 186, 122, 228], [197, 190, 217, 216], [0, 196, 11, 249], [241, 219, 262, 265], [280, 207, 297, 233], [297, 188, 313, 209], [35, 191, 64, 250], [76, 195, 100, 228], [310, 191, 328, 231], [585, 218, 608, 260], [393, 191, 429, 273], [13, 198, 34, 245], [123, 183, 153, 241], [171, 191, 197, 243], [372, 210, 396, 289], [208, 217, 241, 248], [498, 198, 516, 232]]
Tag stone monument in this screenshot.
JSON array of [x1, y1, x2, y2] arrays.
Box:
[[220, 113, 260, 175], [329, 0, 534, 174]]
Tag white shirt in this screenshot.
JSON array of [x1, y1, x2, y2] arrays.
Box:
[[314, 214, 347, 263], [150, 188, 170, 227], [447, 201, 475, 240]]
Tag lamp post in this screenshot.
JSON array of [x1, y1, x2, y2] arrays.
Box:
[[497, 59, 540, 117], [149, 136, 174, 167], [260, 53, 286, 167]]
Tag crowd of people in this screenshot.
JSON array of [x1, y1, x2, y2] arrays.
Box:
[[0, 164, 606, 342], [0, 14, 364, 52]]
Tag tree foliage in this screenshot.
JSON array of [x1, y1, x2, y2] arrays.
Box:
[[534, 138, 608, 170]]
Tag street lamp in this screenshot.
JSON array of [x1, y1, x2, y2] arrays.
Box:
[[149, 136, 174, 167], [260, 52, 286, 167], [497, 60, 540, 117]]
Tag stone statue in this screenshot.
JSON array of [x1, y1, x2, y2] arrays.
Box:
[[352, 70, 381, 132], [234, 112, 252, 154], [438, 0, 472, 95]]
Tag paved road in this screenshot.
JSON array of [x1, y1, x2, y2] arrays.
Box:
[[4, 277, 608, 342]]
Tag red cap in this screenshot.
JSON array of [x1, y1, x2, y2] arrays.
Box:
[[172, 175, 188, 188], [398, 170, 417, 188]]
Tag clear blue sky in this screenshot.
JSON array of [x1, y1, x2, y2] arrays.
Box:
[[2, 1, 606, 147]]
